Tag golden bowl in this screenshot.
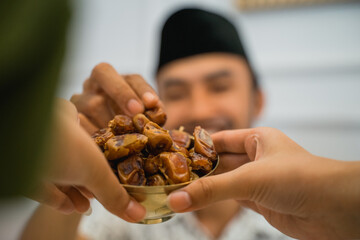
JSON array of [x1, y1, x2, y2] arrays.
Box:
[[122, 158, 219, 224]]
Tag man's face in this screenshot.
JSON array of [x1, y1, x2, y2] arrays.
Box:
[[157, 53, 262, 134]]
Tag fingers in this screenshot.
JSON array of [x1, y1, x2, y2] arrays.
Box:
[[84, 166, 146, 222], [76, 186, 94, 199], [167, 167, 245, 212], [74, 124, 146, 222], [73, 63, 163, 132], [28, 183, 91, 214], [167, 173, 235, 212], [90, 63, 144, 116], [55, 99, 78, 122], [72, 93, 113, 128], [213, 153, 250, 175], [211, 128, 273, 161], [47, 113, 146, 222], [58, 186, 90, 213], [29, 182, 75, 214], [78, 113, 99, 135], [124, 74, 161, 109], [167, 161, 265, 213], [211, 129, 255, 154], [83, 77, 99, 92], [238, 200, 261, 213]]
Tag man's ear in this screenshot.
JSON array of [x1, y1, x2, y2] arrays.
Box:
[[253, 89, 265, 120]]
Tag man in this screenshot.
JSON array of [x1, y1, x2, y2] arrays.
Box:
[[21, 8, 290, 240], [74, 8, 290, 240]]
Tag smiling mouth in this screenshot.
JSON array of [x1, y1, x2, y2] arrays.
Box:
[[183, 124, 229, 135], [175, 118, 233, 134]]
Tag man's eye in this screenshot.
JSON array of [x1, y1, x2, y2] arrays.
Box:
[[164, 92, 187, 101], [209, 84, 231, 93]]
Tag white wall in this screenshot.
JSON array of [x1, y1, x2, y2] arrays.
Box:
[[59, 0, 360, 160], [1, 2, 359, 239], [237, 3, 360, 160]]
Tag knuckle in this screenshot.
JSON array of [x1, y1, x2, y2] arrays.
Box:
[[105, 198, 130, 219], [113, 194, 130, 212], [70, 94, 81, 104], [77, 113, 87, 122], [92, 62, 112, 76], [197, 178, 215, 203], [110, 86, 124, 98], [256, 127, 275, 134], [255, 127, 281, 140], [87, 95, 105, 111], [126, 74, 144, 84], [83, 78, 94, 91], [88, 173, 130, 213], [47, 192, 68, 211], [128, 74, 143, 80]]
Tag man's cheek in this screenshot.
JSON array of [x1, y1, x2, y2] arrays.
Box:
[[163, 110, 184, 129]]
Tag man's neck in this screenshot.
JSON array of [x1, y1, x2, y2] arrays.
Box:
[[194, 200, 242, 239]]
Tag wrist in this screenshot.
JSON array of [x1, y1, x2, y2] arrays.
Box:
[[330, 160, 360, 238]]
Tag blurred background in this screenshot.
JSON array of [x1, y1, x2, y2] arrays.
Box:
[[2, 0, 359, 239], [59, 0, 360, 161]]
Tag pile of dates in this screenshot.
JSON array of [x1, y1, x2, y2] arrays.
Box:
[[92, 107, 218, 186]]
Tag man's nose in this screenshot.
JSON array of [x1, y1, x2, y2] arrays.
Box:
[[189, 88, 216, 121]]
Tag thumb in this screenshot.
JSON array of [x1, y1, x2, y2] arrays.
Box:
[[167, 162, 260, 212], [83, 163, 146, 223]]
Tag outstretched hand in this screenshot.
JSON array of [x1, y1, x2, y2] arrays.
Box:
[[168, 127, 360, 239], [27, 99, 146, 223]]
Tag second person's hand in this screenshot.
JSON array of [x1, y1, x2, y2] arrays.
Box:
[[70, 63, 163, 134], [167, 127, 360, 239]]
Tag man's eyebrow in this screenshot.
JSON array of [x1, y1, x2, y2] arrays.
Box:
[[162, 78, 188, 88], [204, 70, 232, 82]]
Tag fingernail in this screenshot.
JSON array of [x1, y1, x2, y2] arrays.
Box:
[[167, 191, 192, 212], [124, 200, 146, 222], [84, 206, 92, 216], [143, 92, 157, 103], [59, 199, 75, 214], [127, 99, 144, 115]]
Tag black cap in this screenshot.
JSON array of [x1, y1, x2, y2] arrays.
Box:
[[156, 8, 258, 88]]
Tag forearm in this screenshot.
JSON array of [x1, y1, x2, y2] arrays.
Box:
[[305, 157, 360, 238], [20, 204, 83, 240], [333, 160, 360, 238]]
